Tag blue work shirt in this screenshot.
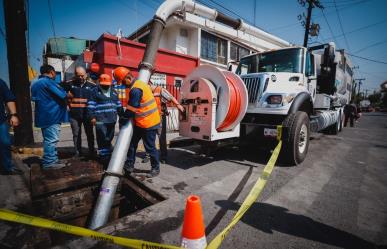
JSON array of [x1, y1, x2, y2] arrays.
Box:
[[126, 88, 159, 130], [0, 78, 16, 124], [31, 75, 69, 128], [87, 86, 123, 124]]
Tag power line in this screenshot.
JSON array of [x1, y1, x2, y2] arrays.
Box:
[[331, 0, 367, 81], [321, 18, 387, 41], [320, 9, 341, 47], [333, 0, 351, 51], [354, 39, 387, 54], [323, 0, 373, 8], [199, 0, 264, 30], [346, 52, 387, 65], [47, 0, 58, 51]]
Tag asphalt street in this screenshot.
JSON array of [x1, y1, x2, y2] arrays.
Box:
[[59, 112, 387, 249], [216, 112, 387, 249]]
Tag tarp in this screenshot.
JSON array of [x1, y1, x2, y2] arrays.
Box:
[[48, 38, 87, 56], [28, 66, 38, 81]]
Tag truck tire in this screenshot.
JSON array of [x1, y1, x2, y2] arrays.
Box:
[[281, 111, 310, 165], [326, 112, 341, 135]]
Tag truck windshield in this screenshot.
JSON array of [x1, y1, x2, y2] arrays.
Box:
[[236, 48, 303, 75]]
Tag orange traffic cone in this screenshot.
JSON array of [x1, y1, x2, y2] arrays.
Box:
[[181, 195, 207, 249]]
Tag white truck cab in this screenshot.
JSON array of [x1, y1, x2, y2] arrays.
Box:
[[236, 43, 353, 165]]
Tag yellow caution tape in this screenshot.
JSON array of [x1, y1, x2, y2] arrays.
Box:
[[207, 125, 283, 249], [1, 125, 283, 249], [0, 209, 182, 249]]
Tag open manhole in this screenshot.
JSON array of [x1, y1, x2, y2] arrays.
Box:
[[1, 159, 165, 248]]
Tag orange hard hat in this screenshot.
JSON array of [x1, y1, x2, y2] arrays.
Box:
[[113, 66, 131, 83], [89, 63, 100, 73], [99, 74, 112, 86]]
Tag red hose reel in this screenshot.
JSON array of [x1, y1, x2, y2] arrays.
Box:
[[180, 65, 248, 137]]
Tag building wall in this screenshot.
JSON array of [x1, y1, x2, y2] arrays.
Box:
[[159, 24, 199, 56], [155, 21, 260, 71], [135, 13, 291, 72], [47, 57, 74, 82]]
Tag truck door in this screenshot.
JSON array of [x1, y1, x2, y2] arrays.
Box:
[[306, 51, 317, 102]]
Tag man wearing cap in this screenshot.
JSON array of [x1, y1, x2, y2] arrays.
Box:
[[88, 74, 123, 165]]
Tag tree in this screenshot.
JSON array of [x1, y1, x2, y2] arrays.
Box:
[[368, 91, 381, 106]]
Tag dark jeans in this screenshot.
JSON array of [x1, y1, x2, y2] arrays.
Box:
[[41, 124, 61, 167], [0, 121, 14, 172], [145, 114, 167, 160], [126, 127, 159, 171], [344, 114, 354, 127], [70, 117, 95, 155], [96, 122, 115, 158]]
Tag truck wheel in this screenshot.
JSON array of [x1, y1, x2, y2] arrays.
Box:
[[327, 112, 340, 135], [281, 111, 310, 165]]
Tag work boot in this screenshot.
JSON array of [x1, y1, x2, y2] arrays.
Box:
[[147, 168, 160, 178], [73, 151, 83, 159], [3, 168, 23, 175], [124, 164, 135, 174], [87, 150, 96, 160], [43, 162, 67, 170], [58, 159, 72, 166], [141, 154, 150, 163]]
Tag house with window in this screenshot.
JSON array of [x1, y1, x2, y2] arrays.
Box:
[[128, 11, 290, 70], [43, 37, 94, 82]]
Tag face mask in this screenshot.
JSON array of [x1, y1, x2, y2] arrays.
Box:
[[75, 76, 85, 83], [101, 85, 110, 90]]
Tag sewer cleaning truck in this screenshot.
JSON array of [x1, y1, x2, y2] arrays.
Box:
[[180, 43, 353, 165], [236, 42, 353, 164]]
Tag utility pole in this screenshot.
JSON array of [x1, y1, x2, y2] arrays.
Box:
[[353, 78, 365, 104], [4, 0, 34, 145], [299, 0, 323, 47]]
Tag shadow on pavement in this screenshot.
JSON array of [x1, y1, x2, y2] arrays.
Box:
[[215, 200, 384, 249], [167, 141, 289, 170]]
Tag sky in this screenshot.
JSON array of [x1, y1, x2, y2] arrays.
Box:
[[1, 0, 386, 93]]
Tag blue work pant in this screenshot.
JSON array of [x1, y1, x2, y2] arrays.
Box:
[[96, 122, 115, 158], [0, 121, 14, 172], [41, 124, 61, 167], [126, 127, 159, 171]]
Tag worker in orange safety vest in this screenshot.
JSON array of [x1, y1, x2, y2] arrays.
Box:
[[120, 71, 161, 178]]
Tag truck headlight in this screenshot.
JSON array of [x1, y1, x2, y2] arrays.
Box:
[[267, 95, 282, 104], [282, 94, 296, 105]]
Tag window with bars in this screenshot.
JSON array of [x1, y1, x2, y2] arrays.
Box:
[[200, 30, 227, 64], [230, 42, 250, 62]]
